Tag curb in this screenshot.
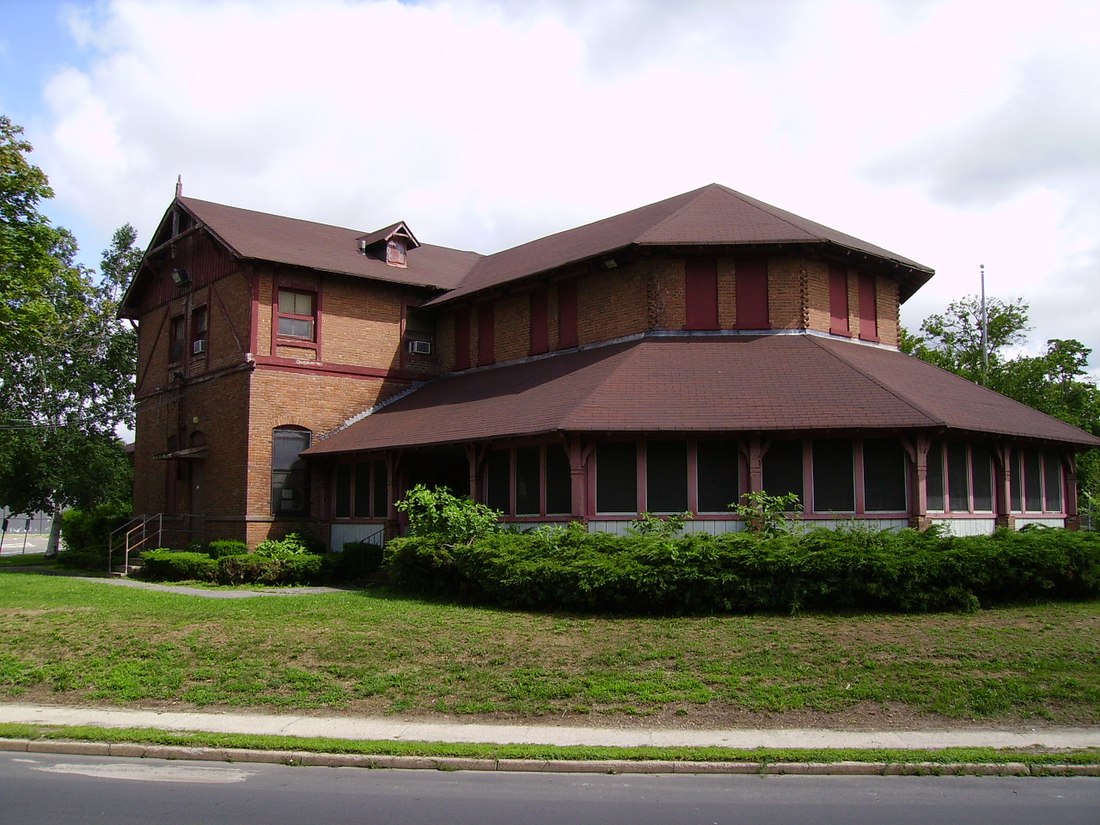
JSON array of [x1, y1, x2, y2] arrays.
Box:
[[2, 739, 1097, 776]]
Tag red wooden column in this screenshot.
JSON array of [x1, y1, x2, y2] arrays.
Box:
[[742, 436, 766, 495], [1064, 452, 1080, 530], [993, 444, 1016, 531], [565, 435, 592, 520], [903, 435, 932, 531]]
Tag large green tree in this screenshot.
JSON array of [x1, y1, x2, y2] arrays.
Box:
[[0, 117, 138, 549], [903, 296, 1100, 512]]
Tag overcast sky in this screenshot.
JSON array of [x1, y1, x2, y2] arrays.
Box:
[[2, 0, 1097, 376]]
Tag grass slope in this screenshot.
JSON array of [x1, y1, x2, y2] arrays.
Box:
[[0, 573, 1098, 725]]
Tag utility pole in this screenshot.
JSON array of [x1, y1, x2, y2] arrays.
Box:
[[980, 263, 988, 385]]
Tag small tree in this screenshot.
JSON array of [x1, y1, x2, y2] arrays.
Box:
[[731, 491, 801, 537], [394, 485, 501, 545]]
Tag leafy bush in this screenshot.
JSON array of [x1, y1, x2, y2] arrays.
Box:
[[206, 539, 249, 559], [385, 526, 1100, 615], [60, 502, 132, 562], [334, 540, 385, 581], [255, 532, 315, 559], [140, 550, 217, 582], [730, 491, 801, 536], [216, 553, 323, 586], [395, 485, 501, 545], [627, 511, 692, 538]]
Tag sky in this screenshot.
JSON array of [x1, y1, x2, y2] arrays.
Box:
[[1, 0, 1098, 377]]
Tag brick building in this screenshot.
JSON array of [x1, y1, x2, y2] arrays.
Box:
[[121, 184, 1100, 548]]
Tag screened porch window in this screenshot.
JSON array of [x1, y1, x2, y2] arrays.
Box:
[[646, 441, 688, 513], [812, 440, 854, 512], [597, 441, 637, 514], [863, 438, 907, 512], [697, 440, 740, 513], [762, 440, 803, 507]]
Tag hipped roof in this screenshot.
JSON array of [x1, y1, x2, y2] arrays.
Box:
[[426, 184, 934, 307], [305, 335, 1100, 455], [175, 198, 479, 289]]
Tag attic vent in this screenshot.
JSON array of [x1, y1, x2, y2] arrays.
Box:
[[387, 239, 407, 268]]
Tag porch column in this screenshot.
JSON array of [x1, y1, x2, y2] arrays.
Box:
[[993, 444, 1015, 531], [742, 436, 765, 495], [385, 451, 403, 537], [464, 444, 485, 501], [1064, 453, 1080, 531], [904, 434, 932, 531], [565, 435, 590, 521]]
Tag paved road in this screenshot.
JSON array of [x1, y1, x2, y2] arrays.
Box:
[[0, 532, 49, 555], [2, 752, 1097, 825]]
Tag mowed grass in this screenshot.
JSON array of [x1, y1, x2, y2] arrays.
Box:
[[0, 573, 1097, 725]]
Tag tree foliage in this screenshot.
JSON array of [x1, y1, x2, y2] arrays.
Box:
[[0, 116, 137, 516], [903, 295, 1100, 506]]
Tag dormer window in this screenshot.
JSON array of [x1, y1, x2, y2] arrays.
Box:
[[387, 238, 407, 267], [357, 222, 420, 268]]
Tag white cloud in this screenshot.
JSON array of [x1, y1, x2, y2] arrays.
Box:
[[21, 0, 1100, 376]]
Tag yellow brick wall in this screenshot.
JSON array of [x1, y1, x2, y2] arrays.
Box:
[[767, 258, 806, 330]]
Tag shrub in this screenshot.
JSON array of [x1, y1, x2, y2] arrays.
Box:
[[384, 526, 1100, 615], [730, 491, 801, 536], [60, 502, 132, 562], [215, 552, 323, 586], [255, 532, 316, 559], [140, 550, 217, 582], [395, 485, 501, 545], [334, 540, 385, 581], [206, 539, 249, 559]]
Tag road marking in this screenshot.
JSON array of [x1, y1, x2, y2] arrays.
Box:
[[34, 763, 255, 784]]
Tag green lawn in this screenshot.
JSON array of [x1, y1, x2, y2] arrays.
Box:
[[1, 572, 1098, 726]]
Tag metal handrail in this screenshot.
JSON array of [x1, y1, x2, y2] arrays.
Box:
[[108, 513, 164, 574]]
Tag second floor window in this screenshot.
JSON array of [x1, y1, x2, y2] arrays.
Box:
[[169, 315, 185, 362], [278, 289, 316, 341], [191, 306, 208, 356]]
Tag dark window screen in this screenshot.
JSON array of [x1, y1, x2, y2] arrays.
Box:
[[335, 465, 352, 519], [515, 447, 541, 515], [353, 463, 372, 518], [813, 440, 854, 512], [947, 443, 970, 512], [971, 444, 993, 511], [927, 441, 945, 510], [1043, 452, 1062, 511], [1009, 448, 1022, 511], [373, 461, 388, 518], [597, 441, 637, 513], [646, 441, 688, 513], [863, 439, 906, 512], [1023, 449, 1042, 511], [697, 440, 740, 513], [486, 450, 510, 514], [546, 445, 572, 515], [763, 440, 803, 505]]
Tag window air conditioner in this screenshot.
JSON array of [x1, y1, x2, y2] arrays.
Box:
[[408, 339, 432, 355], [192, 339, 207, 355]]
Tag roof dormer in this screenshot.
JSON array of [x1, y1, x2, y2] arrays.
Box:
[[357, 222, 420, 268]]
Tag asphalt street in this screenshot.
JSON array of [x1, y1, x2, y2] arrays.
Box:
[[2, 752, 1098, 825]]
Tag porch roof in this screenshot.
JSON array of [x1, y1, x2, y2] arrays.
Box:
[[304, 334, 1100, 456]]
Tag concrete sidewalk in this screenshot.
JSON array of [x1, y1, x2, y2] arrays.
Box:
[[2, 703, 1098, 751]]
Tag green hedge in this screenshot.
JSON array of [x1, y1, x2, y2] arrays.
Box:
[[206, 539, 249, 559], [333, 540, 385, 581], [216, 553, 323, 586], [385, 527, 1100, 614], [140, 550, 217, 582], [139, 550, 323, 585]]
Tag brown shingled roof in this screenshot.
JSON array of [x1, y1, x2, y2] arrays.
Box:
[[305, 335, 1100, 456], [178, 197, 481, 289], [427, 184, 934, 307]]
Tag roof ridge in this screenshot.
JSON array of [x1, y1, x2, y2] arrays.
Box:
[[805, 336, 946, 426]]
